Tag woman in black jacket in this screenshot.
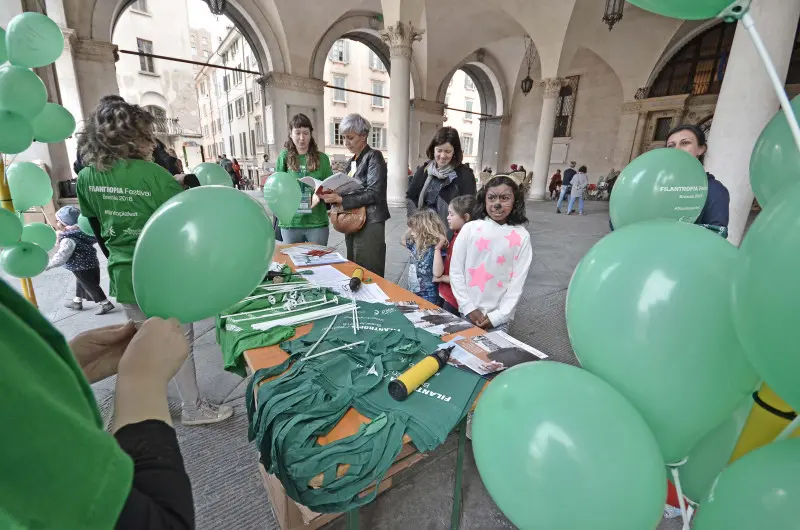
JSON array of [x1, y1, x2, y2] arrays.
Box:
[[406, 127, 477, 235], [322, 113, 390, 276]]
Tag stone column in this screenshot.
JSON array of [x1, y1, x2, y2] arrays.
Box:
[[529, 77, 563, 200], [381, 22, 424, 207], [72, 38, 120, 117], [613, 100, 647, 168], [705, 0, 800, 245], [260, 73, 327, 163], [409, 98, 445, 170], [53, 29, 85, 172]]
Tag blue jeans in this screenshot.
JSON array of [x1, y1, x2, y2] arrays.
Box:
[[567, 193, 584, 214], [280, 226, 330, 246], [557, 185, 571, 210]]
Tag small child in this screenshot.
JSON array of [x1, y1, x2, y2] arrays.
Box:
[[433, 195, 476, 315], [402, 209, 448, 305], [46, 206, 114, 315], [449, 176, 532, 332]]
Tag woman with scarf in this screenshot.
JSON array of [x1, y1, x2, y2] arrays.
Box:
[[406, 127, 477, 237]]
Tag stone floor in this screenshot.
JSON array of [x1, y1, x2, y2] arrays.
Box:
[[2, 196, 685, 530]]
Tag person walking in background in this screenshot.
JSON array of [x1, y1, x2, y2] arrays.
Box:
[[557, 161, 577, 213], [567, 165, 588, 215], [433, 194, 476, 315], [402, 209, 448, 305], [76, 97, 233, 426], [449, 176, 532, 333], [321, 113, 389, 276], [274, 113, 333, 245], [47, 205, 114, 315], [549, 169, 562, 200], [406, 126, 477, 237], [231, 158, 242, 189]]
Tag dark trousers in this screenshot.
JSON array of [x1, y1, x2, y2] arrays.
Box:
[[345, 221, 386, 277], [72, 267, 107, 302]]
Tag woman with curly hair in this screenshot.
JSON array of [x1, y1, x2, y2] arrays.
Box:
[[274, 113, 333, 244], [401, 208, 448, 304], [448, 176, 532, 332], [76, 98, 233, 426]]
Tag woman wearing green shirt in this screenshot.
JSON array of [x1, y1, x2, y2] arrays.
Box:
[[275, 113, 333, 245]]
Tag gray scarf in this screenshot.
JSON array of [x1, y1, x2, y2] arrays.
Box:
[[417, 161, 457, 209]]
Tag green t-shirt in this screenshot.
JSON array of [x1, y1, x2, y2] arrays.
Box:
[[77, 159, 183, 304], [0, 280, 133, 529], [275, 150, 333, 229]]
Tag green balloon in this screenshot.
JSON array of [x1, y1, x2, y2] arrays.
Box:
[[0, 110, 34, 154], [677, 396, 752, 503], [133, 186, 274, 323], [77, 214, 93, 235], [0, 208, 23, 246], [627, 0, 736, 20], [473, 362, 666, 530], [750, 96, 800, 208], [5, 12, 65, 68], [31, 103, 76, 143], [567, 221, 758, 464], [610, 148, 708, 229], [0, 28, 7, 63], [693, 438, 800, 530], [0, 65, 47, 120], [192, 162, 233, 186], [21, 222, 56, 251], [733, 181, 800, 412], [263, 171, 302, 225], [7, 162, 53, 211], [0, 241, 48, 278]]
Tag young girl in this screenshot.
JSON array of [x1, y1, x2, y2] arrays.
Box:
[[433, 195, 476, 315], [46, 206, 115, 315], [449, 176, 532, 332], [402, 209, 448, 305]]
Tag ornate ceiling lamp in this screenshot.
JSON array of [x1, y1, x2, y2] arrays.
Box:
[[204, 0, 228, 15], [603, 0, 625, 31], [521, 35, 536, 97]]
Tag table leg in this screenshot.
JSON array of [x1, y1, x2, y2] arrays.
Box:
[[451, 417, 467, 530], [345, 507, 360, 530]]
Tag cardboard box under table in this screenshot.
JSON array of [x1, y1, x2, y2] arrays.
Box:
[[244, 251, 484, 530]]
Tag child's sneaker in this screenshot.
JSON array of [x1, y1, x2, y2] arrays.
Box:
[[95, 301, 115, 315], [64, 300, 83, 310], [181, 401, 234, 426]]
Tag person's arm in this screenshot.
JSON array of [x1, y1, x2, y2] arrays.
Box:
[[486, 233, 533, 328], [46, 238, 76, 270], [432, 236, 448, 279], [459, 166, 477, 197], [88, 217, 110, 258], [405, 166, 427, 215], [340, 151, 386, 210], [448, 223, 476, 315]]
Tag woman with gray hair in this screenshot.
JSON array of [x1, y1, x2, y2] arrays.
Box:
[[322, 113, 390, 276]]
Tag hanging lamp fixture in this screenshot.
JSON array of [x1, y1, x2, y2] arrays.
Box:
[[603, 0, 625, 31], [521, 35, 536, 97], [204, 0, 228, 15]]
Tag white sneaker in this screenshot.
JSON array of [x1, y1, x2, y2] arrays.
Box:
[[663, 505, 683, 519], [181, 401, 234, 426]]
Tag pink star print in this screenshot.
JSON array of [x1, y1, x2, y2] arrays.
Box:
[[475, 237, 491, 252], [506, 230, 522, 248], [497, 281, 504, 288], [468, 263, 495, 292], [496, 255, 507, 265], [509, 271, 515, 279]]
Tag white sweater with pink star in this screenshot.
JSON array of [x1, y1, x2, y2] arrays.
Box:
[[449, 218, 532, 327]]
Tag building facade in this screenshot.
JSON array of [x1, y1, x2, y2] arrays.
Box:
[[111, 0, 203, 169]]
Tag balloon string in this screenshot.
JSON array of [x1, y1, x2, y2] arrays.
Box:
[[741, 12, 800, 154], [669, 466, 691, 530], [775, 415, 800, 442]]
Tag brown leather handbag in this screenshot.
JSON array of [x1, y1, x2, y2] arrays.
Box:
[[329, 205, 366, 234]]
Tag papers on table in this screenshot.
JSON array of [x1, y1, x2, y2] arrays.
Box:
[[440, 331, 548, 377], [302, 265, 391, 304], [280, 245, 348, 267], [401, 306, 473, 336]]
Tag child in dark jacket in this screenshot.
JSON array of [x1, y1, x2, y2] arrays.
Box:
[[46, 206, 114, 315]]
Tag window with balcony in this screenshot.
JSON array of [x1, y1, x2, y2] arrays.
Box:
[[240, 132, 248, 157], [255, 117, 263, 146], [227, 103, 233, 122], [554, 76, 580, 138]]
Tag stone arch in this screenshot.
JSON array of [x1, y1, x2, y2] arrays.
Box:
[[87, 0, 287, 74], [435, 49, 508, 117], [139, 91, 169, 111], [308, 11, 422, 97], [645, 19, 722, 90]]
